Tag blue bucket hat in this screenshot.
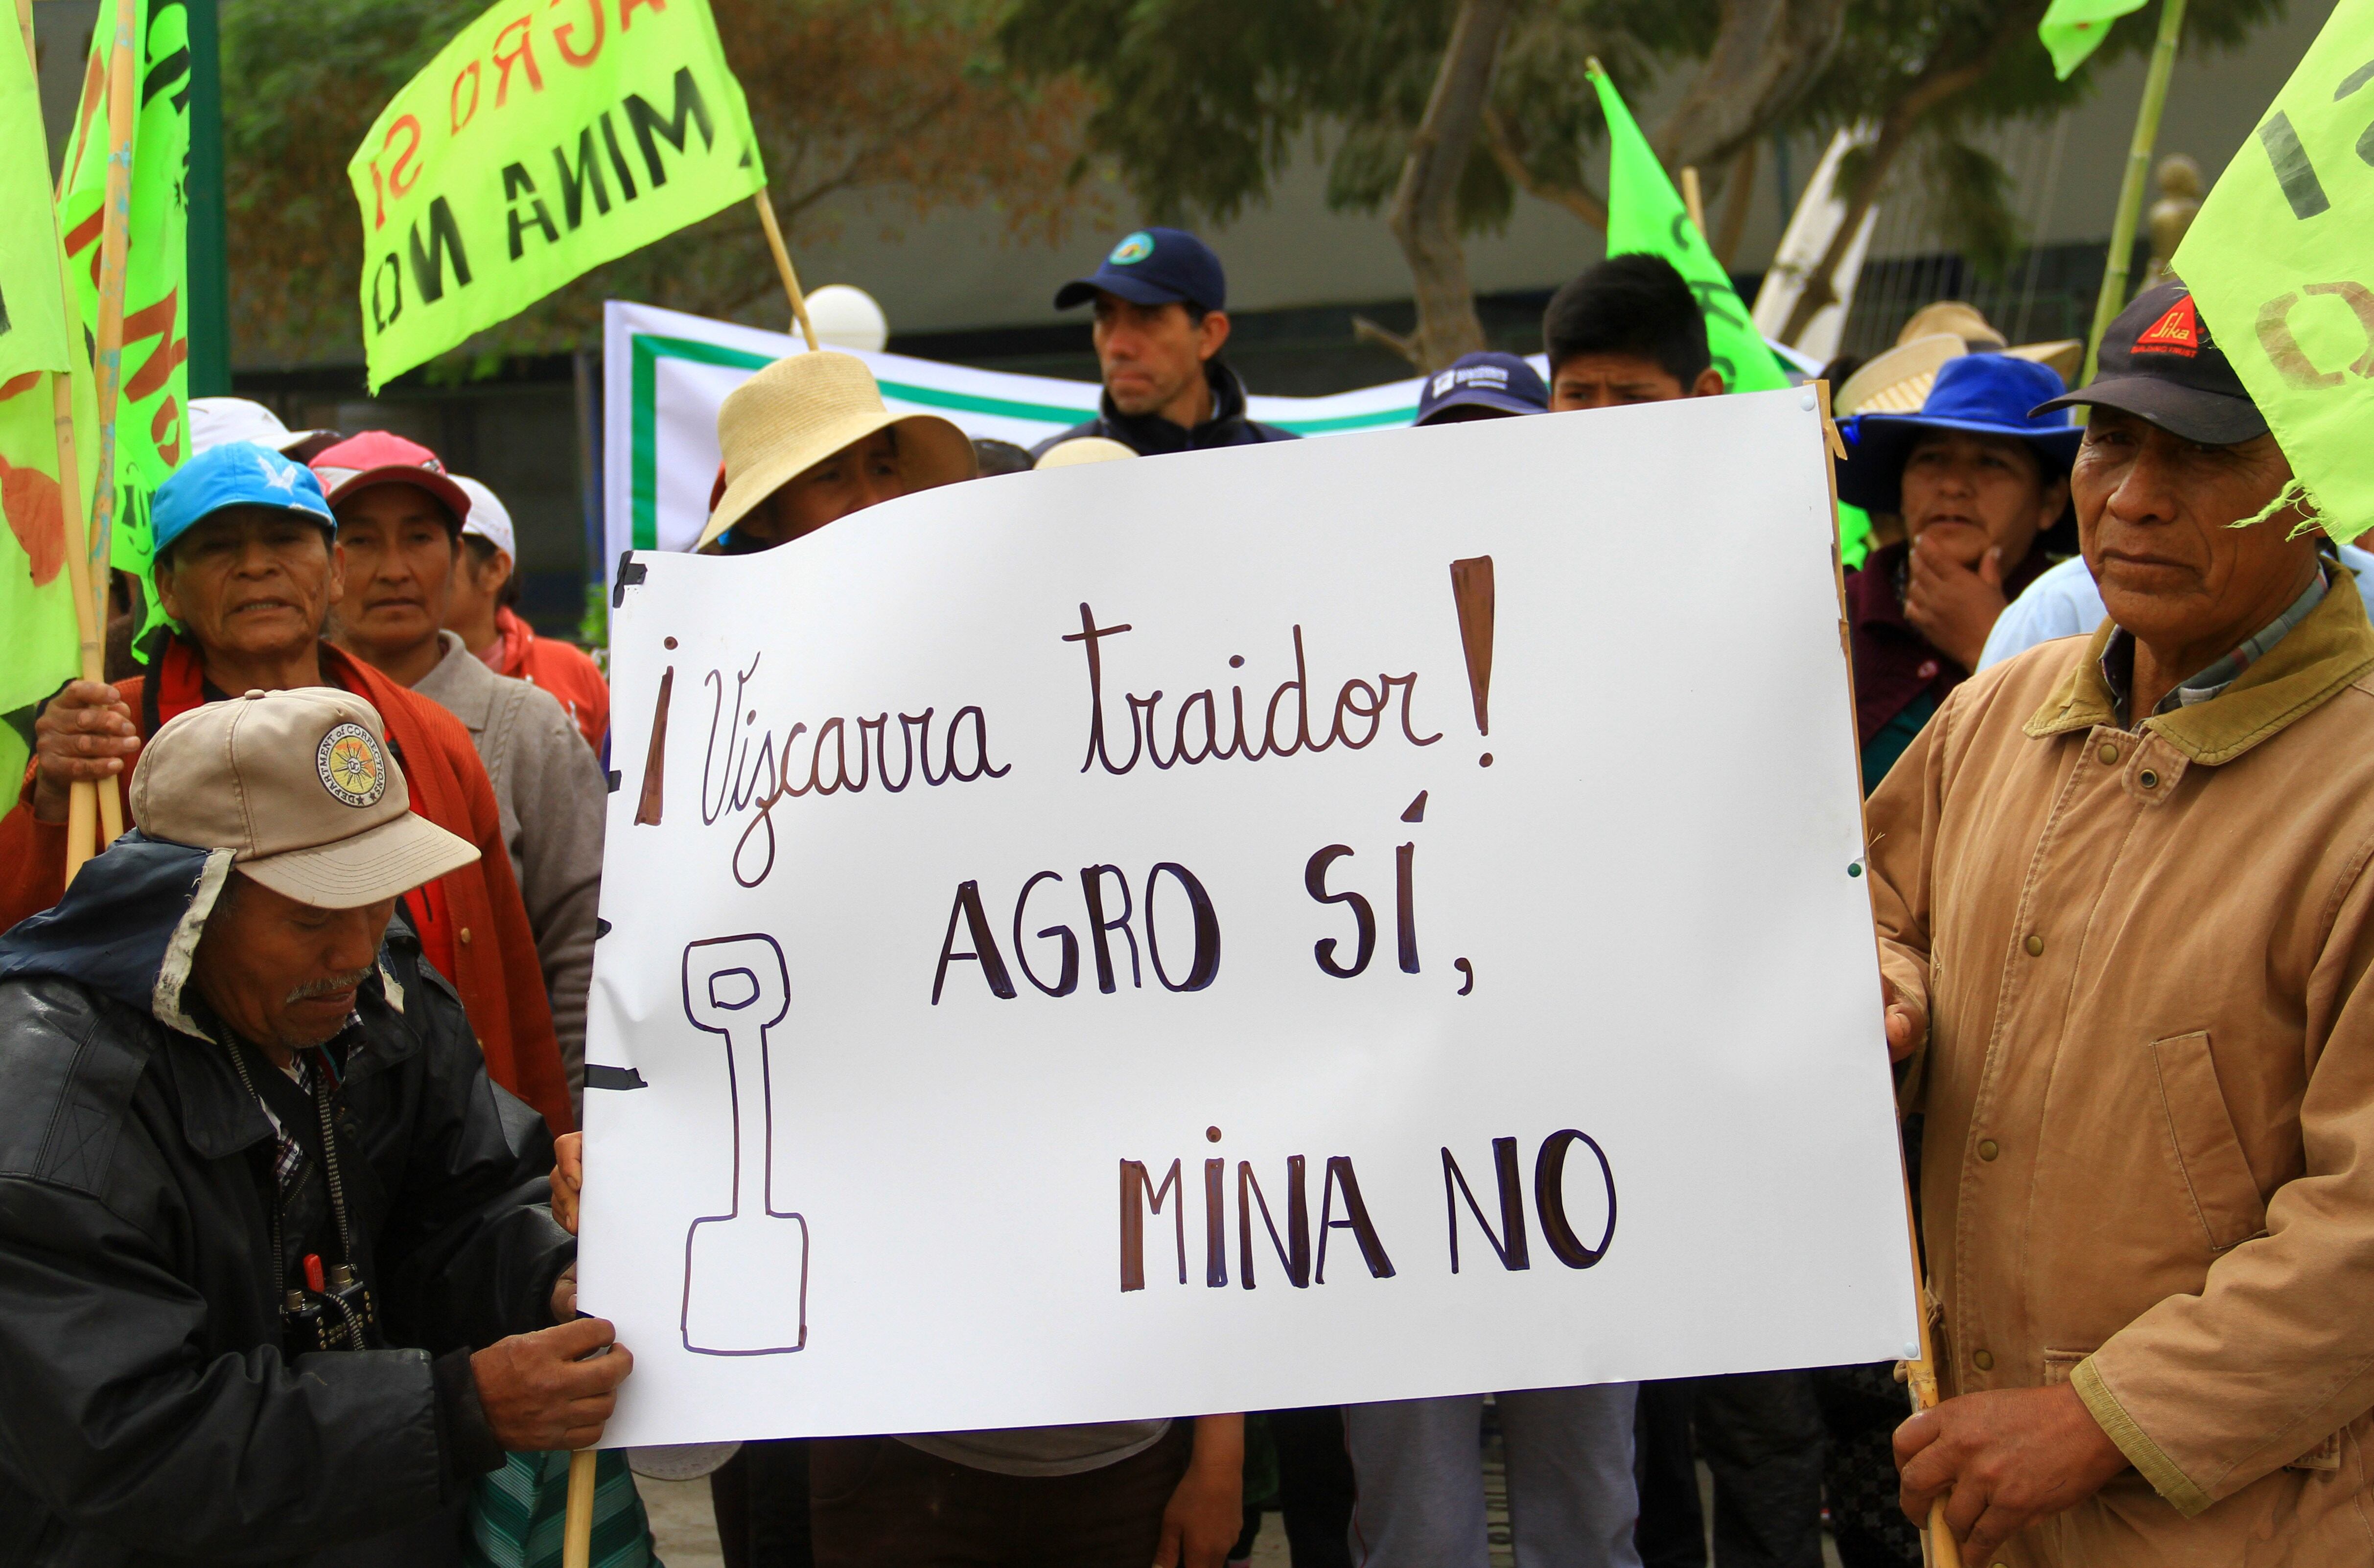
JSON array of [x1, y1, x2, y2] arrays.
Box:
[[1054, 227, 1227, 314], [1416, 352, 1549, 425], [151, 440, 336, 562], [1838, 354, 2082, 513]]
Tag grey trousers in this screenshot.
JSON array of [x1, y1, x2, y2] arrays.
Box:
[[1346, 1384, 1644, 1568]]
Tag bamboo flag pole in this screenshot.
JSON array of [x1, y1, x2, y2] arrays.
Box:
[[1679, 166, 1707, 238], [752, 190, 819, 352], [79, 0, 140, 856], [19, 0, 109, 881], [2082, 0, 2188, 384]]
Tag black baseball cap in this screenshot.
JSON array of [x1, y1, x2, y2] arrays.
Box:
[[1054, 228, 1227, 313], [2033, 281, 2268, 445], [1415, 352, 1549, 425]]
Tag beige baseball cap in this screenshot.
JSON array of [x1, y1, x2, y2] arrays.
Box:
[[130, 688, 479, 909]]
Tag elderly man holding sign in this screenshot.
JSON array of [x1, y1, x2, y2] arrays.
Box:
[[0, 689, 627, 1565], [1867, 280, 2374, 1563]]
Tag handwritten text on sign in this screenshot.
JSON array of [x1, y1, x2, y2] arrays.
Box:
[[579, 392, 1918, 1446]]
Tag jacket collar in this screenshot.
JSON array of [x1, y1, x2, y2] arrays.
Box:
[[2025, 564, 2374, 764], [1097, 362, 1254, 453]]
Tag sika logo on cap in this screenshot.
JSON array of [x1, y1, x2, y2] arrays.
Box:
[[317, 722, 388, 808], [1108, 231, 1155, 266], [2133, 294, 2201, 358]]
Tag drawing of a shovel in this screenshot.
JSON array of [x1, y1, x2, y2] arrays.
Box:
[[679, 934, 809, 1356]]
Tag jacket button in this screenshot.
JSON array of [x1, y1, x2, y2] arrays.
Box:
[[2024, 934, 2044, 957], [2139, 769, 2159, 788], [2098, 742, 2118, 765], [459, 926, 472, 945], [1978, 1139, 2000, 1161], [1973, 1349, 1995, 1371]]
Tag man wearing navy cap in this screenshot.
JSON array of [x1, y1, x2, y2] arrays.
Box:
[[1035, 227, 1296, 458]]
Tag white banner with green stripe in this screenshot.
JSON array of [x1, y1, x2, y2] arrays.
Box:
[[602, 299, 1434, 566]]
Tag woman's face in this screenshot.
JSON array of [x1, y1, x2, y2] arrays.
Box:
[[740, 429, 906, 550], [1898, 430, 2068, 571]]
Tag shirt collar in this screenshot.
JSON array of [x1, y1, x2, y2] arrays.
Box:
[[2100, 566, 2329, 728]]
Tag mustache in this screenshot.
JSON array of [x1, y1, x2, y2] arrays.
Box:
[[286, 966, 374, 1005]]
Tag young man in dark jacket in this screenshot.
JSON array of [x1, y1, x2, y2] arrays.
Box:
[[1033, 227, 1296, 458], [0, 688, 629, 1567]]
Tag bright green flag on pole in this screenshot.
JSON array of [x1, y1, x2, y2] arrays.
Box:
[[1590, 66, 1790, 396], [351, 0, 766, 392], [1, 20, 99, 792], [59, 0, 190, 595], [2038, 0, 2151, 81], [2174, 0, 2374, 544], [0, 27, 74, 386]]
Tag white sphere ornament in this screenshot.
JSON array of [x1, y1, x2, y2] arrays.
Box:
[[804, 285, 889, 353]]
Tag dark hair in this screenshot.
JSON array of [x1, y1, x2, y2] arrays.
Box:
[[971, 439, 1033, 478], [462, 533, 521, 610], [1542, 253, 1711, 386]]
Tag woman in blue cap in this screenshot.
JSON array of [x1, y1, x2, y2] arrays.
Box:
[[1838, 354, 2081, 791]]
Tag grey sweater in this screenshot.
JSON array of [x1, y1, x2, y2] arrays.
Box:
[[416, 631, 605, 1115]]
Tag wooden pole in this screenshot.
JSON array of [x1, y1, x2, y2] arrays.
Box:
[[2082, 0, 2188, 385], [1679, 165, 1707, 238], [85, 0, 138, 852], [560, 1449, 598, 1568], [752, 190, 819, 353], [19, 0, 107, 880]]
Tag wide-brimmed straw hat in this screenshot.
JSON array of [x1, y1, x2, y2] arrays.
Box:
[[1036, 437, 1137, 469], [697, 353, 974, 552], [1835, 334, 1966, 416]]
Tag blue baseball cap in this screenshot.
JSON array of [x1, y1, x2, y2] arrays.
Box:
[[1054, 227, 1227, 313], [1415, 352, 1549, 425], [1839, 354, 2082, 513], [151, 441, 336, 561]]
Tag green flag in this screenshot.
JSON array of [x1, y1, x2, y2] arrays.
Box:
[[2173, 0, 2374, 544], [58, 0, 189, 593], [1590, 66, 1789, 395], [2038, 0, 2150, 80], [1, 23, 98, 792], [0, 31, 73, 385], [350, 0, 766, 391]]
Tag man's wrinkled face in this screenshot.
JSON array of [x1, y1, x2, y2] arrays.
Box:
[[739, 428, 907, 551], [2071, 407, 2318, 649], [191, 873, 397, 1055], [335, 484, 459, 653], [1899, 431, 2067, 570], [153, 506, 341, 664], [1092, 295, 1225, 417], [1549, 353, 1723, 411]]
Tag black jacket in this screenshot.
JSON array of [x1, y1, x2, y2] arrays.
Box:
[[0, 834, 572, 1567], [1032, 360, 1298, 458]]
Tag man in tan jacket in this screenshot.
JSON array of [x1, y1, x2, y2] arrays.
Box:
[[1866, 280, 2374, 1564]]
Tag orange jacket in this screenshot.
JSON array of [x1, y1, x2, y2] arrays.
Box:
[[0, 641, 573, 1133], [482, 607, 610, 753]]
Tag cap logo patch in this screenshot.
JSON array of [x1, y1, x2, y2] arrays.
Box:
[[1108, 231, 1155, 266], [317, 723, 388, 808], [2134, 295, 2201, 357]]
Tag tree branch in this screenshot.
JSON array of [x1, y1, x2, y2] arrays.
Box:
[[1482, 106, 1607, 230], [1654, 0, 1848, 175], [1384, 0, 1518, 370]]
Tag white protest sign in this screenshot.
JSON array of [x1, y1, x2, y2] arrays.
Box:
[[580, 389, 1917, 1446]]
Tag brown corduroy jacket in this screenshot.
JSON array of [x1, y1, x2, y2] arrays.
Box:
[[1868, 578, 2374, 1564]]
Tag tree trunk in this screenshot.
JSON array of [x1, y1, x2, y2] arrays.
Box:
[[1385, 0, 1517, 370], [1655, 0, 1849, 175]]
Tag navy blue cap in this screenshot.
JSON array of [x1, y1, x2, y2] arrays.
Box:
[[152, 441, 336, 560], [1839, 354, 2082, 513], [1415, 352, 1549, 425], [1054, 228, 1227, 313]]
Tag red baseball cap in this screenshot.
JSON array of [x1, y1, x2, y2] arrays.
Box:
[[308, 431, 472, 529]]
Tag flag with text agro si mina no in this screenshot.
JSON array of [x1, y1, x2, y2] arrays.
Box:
[[2037, 0, 2150, 81], [59, 0, 191, 589], [350, 0, 766, 391], [1589, 67, 1789, 396], [2174, 0, 2374, 545], [1, 17, 99, 792]]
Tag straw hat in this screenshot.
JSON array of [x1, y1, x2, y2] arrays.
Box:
[[2005, 338, 2084, 385], [1896, 301, 2006, 351], [1035, 437, 1137, 469], [1835, 333, 1966, 416], [697, 353, 974, 552]]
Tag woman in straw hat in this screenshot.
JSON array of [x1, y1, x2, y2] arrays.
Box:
[[697, 352, 977, 554]]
